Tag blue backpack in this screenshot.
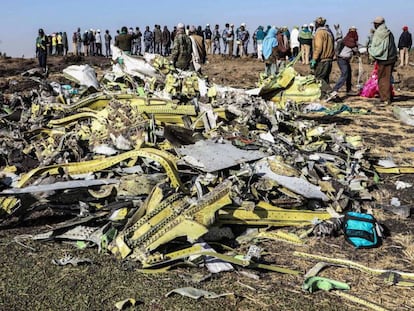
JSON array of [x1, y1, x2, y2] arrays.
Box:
[[343, 212, 382, 248]]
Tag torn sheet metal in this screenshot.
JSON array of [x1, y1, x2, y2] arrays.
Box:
[[255, 158, 328, 201], [111, 46, 159, 80], [0, 36, 392, 283], [52, 255, 93, 266], [177, 140, 267, 173], [165, 287, 234, 299], [0, 179, 119, 195], [62, 64, 99, 89], [189, 243, 233, 273]]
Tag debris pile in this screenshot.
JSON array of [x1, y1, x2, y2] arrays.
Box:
[[1, 47, 412, 309]]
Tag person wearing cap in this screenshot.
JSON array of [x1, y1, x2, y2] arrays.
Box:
[[204, 24, 212, 54], [171, 23, 193, 70], [398, 26, 412, 67], [299, 24, 312, 64], [310, 17, 335, 86], [368, 16, 397, 104], [36, 28, 48, 72]]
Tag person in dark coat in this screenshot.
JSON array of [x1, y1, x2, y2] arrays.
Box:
[[36, 28, 48, 72], [162, 26, 171, 56], [115, 26, 137, 54], [398, 26, 412, 67]]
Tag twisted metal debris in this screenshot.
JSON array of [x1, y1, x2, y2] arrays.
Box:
[[1, 47, 378, 270]]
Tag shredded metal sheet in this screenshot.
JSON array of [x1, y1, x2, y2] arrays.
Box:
[[177, 140, 267, 172], [0, 179, 119, 195]]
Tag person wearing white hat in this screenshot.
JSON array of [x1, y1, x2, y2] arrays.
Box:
[[95, 29, 102, 56], [309, 22, 315, 35], [368, 16, 397, 105]]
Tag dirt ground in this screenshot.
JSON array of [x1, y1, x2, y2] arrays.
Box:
[[1, 54, 414, 311]]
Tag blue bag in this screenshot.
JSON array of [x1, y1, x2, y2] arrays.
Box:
[[343, 212, 382, 248]]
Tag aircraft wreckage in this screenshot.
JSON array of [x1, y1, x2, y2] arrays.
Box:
[[1, 47, 413, 309]]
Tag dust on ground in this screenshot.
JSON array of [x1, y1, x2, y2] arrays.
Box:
[[1, 54, 414, 311]]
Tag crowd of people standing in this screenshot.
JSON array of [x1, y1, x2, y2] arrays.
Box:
[[36, 17, 411, 105]]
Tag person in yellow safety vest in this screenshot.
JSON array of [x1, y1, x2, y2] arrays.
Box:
[[57, 32, 63, 55], [36, 28, 48, 72], [51, 33, 57, 55]]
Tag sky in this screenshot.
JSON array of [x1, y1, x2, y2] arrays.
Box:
[[0, 0, 412, 58]]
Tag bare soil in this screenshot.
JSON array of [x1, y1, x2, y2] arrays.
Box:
[[1, 54, 414, 311]]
